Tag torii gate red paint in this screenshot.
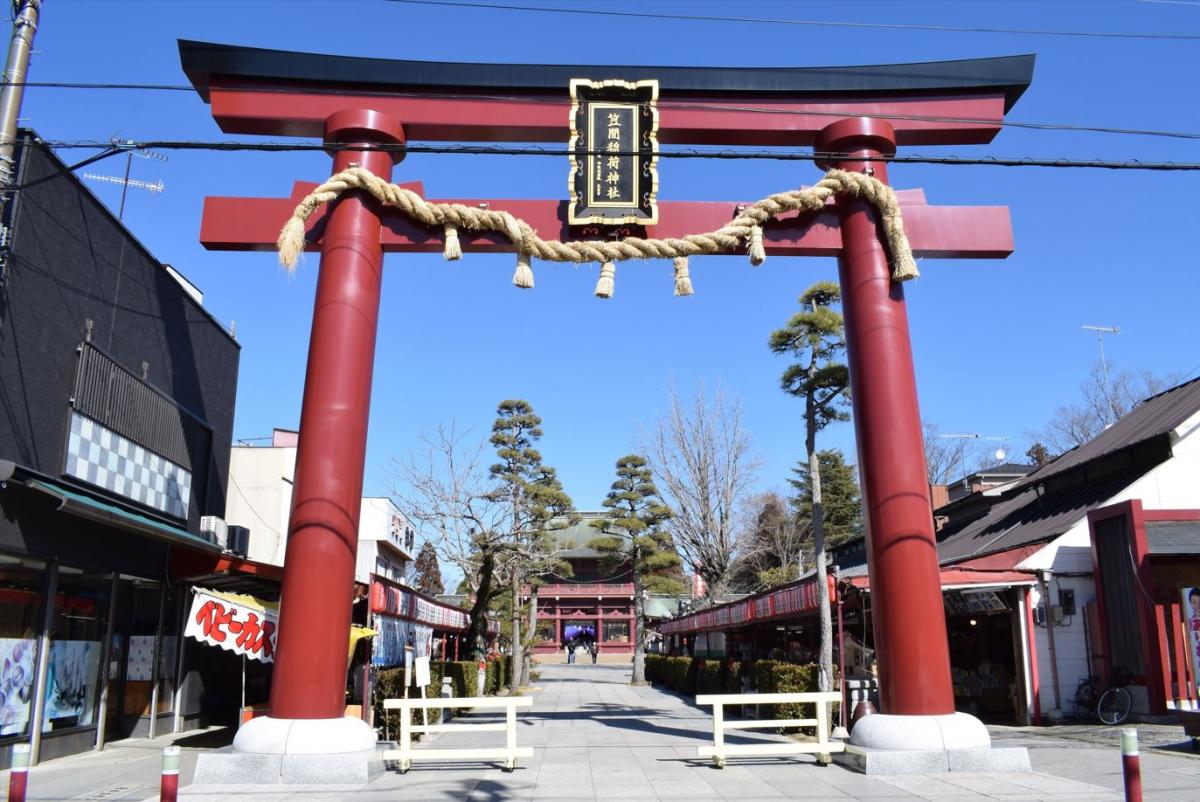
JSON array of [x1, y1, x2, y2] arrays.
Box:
[[182, 41, 1032, 721]]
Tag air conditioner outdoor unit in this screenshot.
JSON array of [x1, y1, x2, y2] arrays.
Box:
[[200, 516, 228, 549], [226, 525, 250, 559]]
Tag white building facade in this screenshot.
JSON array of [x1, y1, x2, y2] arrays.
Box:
[[224, 428, 414, 582]]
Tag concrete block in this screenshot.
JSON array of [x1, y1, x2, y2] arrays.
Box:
[[191, 752, 283, 784], [835, 745, 950, 775], [280, 751, 372, 784], [946, 746, 1031, 772]]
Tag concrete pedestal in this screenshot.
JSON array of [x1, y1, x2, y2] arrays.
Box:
[[193, 716, 378, 785], [836, 713, 1030, 775]]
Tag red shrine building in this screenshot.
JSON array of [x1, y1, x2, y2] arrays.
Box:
[[525, 513, 692, 661]]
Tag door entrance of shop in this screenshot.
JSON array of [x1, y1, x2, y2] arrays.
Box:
[[945, 589, 1026, 724], [103, 578, 162, 741]]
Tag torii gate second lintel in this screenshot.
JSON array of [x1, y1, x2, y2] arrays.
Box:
[[184, 41, 1032, 757]]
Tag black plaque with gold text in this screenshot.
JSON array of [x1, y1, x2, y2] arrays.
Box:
[[568, 79, 659, 226]]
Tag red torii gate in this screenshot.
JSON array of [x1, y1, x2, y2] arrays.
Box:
[[181, 40, 1032, 756]]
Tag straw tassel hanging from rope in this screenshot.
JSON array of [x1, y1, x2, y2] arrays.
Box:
[[275, 167, 919, 297], [594, 261, 616, 299], [672, 256, 693, 297]]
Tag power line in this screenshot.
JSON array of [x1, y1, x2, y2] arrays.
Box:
[[27, 138, 1200, 171], [7, 80, 1200, 141], [384, 0, 1200, 40]]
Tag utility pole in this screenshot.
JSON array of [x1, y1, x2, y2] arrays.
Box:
[[1082, 325, 1120, 426], [0, 0, 41, 191]]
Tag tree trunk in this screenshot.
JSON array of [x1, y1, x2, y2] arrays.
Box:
[[807, 372, 833, 694], [467, 551, 496, 660], [509, 568, 522, 694], [632, 570, 647, 684], [521, 584, 538, 687]]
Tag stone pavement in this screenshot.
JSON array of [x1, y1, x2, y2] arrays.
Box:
[[5, 662, 1200, 801]]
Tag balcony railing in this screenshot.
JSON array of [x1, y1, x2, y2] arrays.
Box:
[[527, 583, 634, 597]]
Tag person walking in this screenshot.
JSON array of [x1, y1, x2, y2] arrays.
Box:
[[590, 642, 598, 664], [566, 639, 577, 664]]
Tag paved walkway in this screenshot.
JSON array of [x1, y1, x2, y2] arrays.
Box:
[[7, 663, 1200, 800]]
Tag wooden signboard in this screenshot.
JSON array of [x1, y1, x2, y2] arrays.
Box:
[[568, 79, 659, 226]]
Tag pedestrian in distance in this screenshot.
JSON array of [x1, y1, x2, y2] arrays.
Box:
[[590, 642, 598, 664], [567, 639, 577, 664]]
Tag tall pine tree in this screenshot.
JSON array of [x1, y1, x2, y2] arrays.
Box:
[[769, 280, 850, 694], [489, 400, 574, 693], [589, 455, 684, 684]]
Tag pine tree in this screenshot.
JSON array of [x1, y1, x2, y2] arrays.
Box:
[[769, 280, 850, 694], [790, 449, 862, 548], [412, 541, 445, 597], [489, 400, 575, 693], [589, 454, 684, 684]]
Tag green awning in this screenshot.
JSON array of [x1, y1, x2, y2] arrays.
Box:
[[25, 478, 218, 552]]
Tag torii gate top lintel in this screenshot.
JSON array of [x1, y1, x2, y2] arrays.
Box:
[[178, 40, 1034, 145]]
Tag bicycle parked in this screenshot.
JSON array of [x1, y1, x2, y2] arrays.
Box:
[[1073, 672, 1132, 725]]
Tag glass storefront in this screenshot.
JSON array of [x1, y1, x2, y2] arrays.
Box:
[[0, 551, 185, 753], [0, 555, 46, 739], [42, 568, 109, 732]]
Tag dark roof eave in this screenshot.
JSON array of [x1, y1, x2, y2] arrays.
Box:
[[178, 40, 1034, 111]]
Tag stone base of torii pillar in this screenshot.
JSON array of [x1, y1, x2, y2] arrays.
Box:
[[836, 713, 1030, 775], [190, 717, 378, 785]]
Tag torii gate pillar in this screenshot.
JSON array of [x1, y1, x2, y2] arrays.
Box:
[[232, 109, 404, 759], [817, 118, 988, 751]]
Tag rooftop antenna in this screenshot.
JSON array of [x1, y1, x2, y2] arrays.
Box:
[[938, 433, 1009, 492], [1082, 325, 1120, 425], [83, 139, 167, 219]]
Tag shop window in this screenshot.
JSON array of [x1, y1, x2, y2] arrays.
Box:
[[43, 568, 110, 732], [603, 621, 630, 643], [0, 555, 47, 739]]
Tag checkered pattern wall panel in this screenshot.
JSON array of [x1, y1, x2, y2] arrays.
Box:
[[65, 411, 191, 519]]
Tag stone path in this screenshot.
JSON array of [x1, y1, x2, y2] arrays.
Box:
[[171, 662, 1139, 800], [12, 661, 1200, 800]]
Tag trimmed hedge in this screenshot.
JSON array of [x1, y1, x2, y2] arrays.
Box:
[[754, 659, 819, 724], [374, 655, 516, 733], [643, 655, 820, 731]]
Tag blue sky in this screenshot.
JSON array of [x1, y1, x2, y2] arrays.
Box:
[[13, 1, 1200, 520]]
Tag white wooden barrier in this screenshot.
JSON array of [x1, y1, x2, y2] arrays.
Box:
[[382, 695, 534, 773], [695, 691, 844, 768]]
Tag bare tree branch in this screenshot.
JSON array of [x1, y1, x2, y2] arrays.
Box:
[[641, 385, 760, 597]]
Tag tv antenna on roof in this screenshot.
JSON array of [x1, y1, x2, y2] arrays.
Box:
[[83, 139, 167, 220], [938, 433, 1009, 492], [1082, 325, 1120, 426]]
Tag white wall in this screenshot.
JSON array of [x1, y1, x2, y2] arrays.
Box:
[[355, 497, 413, 586], [1017, 409, 1200, 716], [224, 444, 296, 566]]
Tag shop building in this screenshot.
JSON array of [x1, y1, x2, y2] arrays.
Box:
[[0, 135, 243, 765], [655, 377, 1200, 725]]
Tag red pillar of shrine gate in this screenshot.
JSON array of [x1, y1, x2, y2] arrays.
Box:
[[269, 109, 404, 720], [817, 118, 956, 717]]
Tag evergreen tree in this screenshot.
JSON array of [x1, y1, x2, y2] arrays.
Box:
[[769, 280, 850, 694], [489, 400, 575, 693], [589, 454, 684, 684], [413, 541, 445, 597], [789, 449, 862, 548]]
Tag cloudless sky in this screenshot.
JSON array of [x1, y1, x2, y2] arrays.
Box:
[[12, 1, 1200, 536]]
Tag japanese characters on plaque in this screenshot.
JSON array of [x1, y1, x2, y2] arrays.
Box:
[[568, 78, 659, 226]]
